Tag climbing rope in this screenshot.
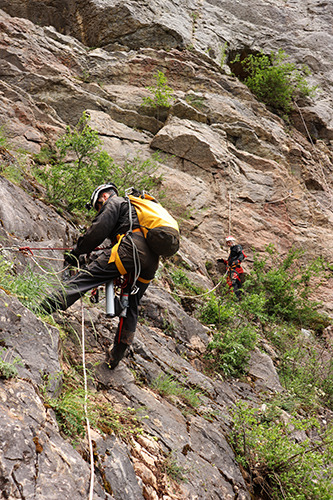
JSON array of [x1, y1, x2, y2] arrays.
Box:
[[168, 271, 228, 300], [228, 192, 232, 235], [80, 296, 95, 500], [294, 99, 333, 209], [0, 245, 69, 275]]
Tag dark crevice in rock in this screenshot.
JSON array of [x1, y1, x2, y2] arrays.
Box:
[[227, 47, 260, 81], [305, 178, 325, 191], [11, 471, 25, 500]]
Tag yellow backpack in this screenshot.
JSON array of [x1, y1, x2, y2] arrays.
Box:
[[127, 191, 180, 257]]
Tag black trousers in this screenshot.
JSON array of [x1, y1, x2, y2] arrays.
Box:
[[40, 233, 159, 345]]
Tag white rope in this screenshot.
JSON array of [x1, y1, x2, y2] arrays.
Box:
[[170, 273, 227, 300], [81, 298, 95, 500], [25, 255, 64, 261], [293, 99, 333, 208], [228, 192, 232, 235], [25, 254, 69, 276], [0, 246, 66, 275]]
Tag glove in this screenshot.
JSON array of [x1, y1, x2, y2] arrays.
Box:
[[217, 258, 227, 264], [64, 251, 79, 268]]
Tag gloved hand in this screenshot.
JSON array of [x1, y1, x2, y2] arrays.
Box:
[[64, 251, 79, 268], [217, 258, 227, 264]]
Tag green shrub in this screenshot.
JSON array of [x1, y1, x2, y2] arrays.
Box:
[[142, 70, 174, 108], [34, 112, 110, 213], [258, 322, 332, 412], [200, 293, 220, 325], [0, 129, 27, 183], [46, 382, 87, 438], [44, 371, 144, 441], [33, 113, 162, 215], [279, 341, 333, 411], [0, 348, 22, 379], [234, 49, 316, 113], [0, 127, 9, 149], [240, 290, 268, 323], [200, 292, 238, 327], [206, 325, 257, 377], [110, 153, 163, 197], [0, 256, 59, 312], [230, 402, 333, 499], [151, 373, 201, 408], [170, 268, 204, 296], [242, 245, 330, 329], [161, 451, 187, 483]]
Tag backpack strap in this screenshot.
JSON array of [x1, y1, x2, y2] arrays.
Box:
[[124, 190, 142, 293]]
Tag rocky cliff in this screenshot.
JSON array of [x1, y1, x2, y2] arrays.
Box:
[[0, 1, 332, 499]]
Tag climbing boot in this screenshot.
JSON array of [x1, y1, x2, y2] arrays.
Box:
[[106, 342, 128, 369]]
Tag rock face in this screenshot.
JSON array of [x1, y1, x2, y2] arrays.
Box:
[[0, 1, 332, 499], [0, 379, 108, 500], [1, 0, 332, 135]]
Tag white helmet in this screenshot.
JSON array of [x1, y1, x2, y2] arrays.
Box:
[[225, 235, 236, 242], [86, 183, 118, 210]]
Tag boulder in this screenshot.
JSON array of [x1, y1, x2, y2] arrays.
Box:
[[248, 347, 283, 393]]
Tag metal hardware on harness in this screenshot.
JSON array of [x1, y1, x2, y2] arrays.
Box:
[[105, 281, 115, 317], [90, 288, 99, 304], [130, 285, 139, 295], [125, 186, 134, 197]]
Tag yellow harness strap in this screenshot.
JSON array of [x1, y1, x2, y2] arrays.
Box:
[[109, 234, 126, 275], [137, 276, 151, 284], [108, 229, 143, 275]]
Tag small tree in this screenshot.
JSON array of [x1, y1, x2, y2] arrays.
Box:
[[34, 113, 162, 215], [34, 112, 111, 213]]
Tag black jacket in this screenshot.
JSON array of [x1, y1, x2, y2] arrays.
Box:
[[72, 195, 140, 256], [227, 244, 245, 267]]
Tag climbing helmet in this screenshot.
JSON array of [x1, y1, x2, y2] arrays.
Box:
[[86, 183, 118, 210], [225, 235, 236, 242]]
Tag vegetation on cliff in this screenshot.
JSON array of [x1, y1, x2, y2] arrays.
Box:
[[0, 84, 332, 498]]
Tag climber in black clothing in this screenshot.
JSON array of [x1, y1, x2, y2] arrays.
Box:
[[217, 235, 246, 298], [39, 183, 159, 369]]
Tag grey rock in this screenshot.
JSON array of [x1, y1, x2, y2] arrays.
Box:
[[248, 347, 283, 392], [141, 285, 210, 351], [95, 434, 145, 500], [0, 292, 61, 395], [171, 98, 207, 124], [0, 177, 74, 249], [151, 116, 230, 171], [0, 379, 107, 500]]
